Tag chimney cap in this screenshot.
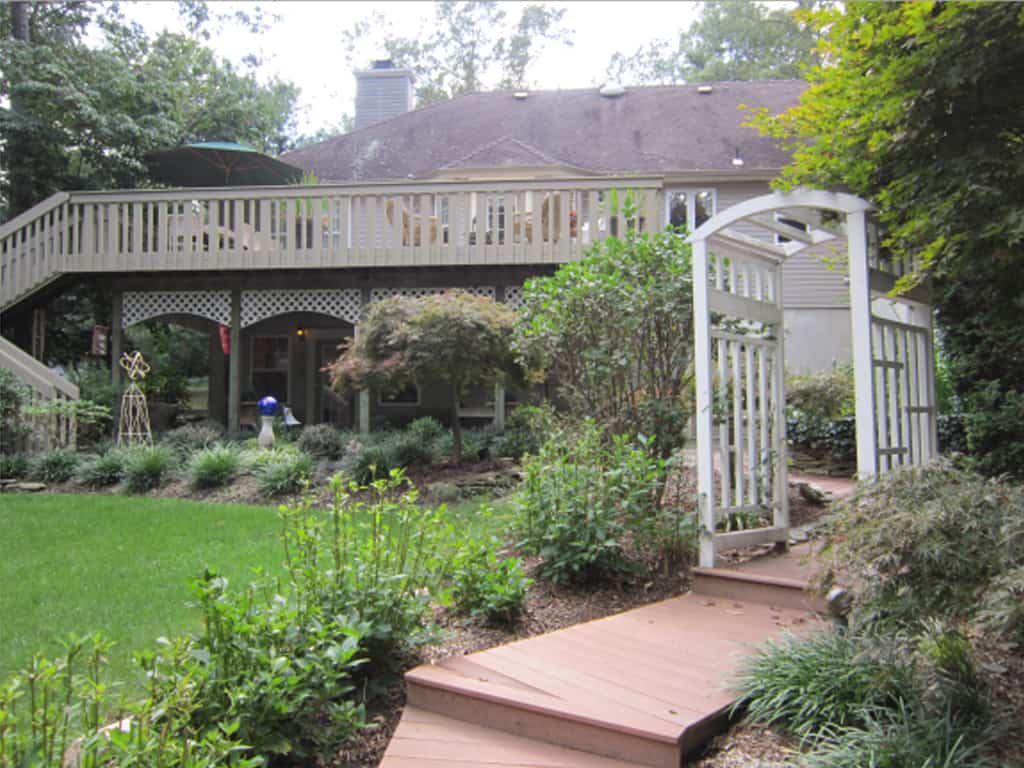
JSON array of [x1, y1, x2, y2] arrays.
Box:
[[372, 59, 396, 70]]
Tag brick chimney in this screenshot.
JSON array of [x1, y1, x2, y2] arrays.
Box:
[[354, 59, 415, 131]]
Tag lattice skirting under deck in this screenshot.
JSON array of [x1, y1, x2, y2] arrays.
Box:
[[122, 290, 231, 328]]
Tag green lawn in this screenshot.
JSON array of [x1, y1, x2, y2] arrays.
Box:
[[0, 494, 285, 688], [1, 491, 512, 690]]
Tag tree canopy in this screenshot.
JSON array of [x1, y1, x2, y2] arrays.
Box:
[[0, 1, 300, 218], [341, 1, 573, 106], [751, 1, 1024, 477], [328, 291, 520, 462], [605, 1, 818, 85]]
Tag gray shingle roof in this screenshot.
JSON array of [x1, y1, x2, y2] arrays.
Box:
[[281, 80, 805, 182]]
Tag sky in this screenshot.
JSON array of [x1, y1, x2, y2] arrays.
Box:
[[119, 1, 706, 136]]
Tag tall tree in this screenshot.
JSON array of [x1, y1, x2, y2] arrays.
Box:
[[0, 1, 299, 218], [342, 1, 573, 106], [606, 1, 818, 85], [750, 2, 1024, 477]]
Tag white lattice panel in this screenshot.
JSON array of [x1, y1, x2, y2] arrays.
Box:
[[504, 286, 524, 308], [241, 289, 363, 327], [369, 286, 496, 302], [122, 290, 230, 328]]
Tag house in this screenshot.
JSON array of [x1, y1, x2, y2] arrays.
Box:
[[0, 64, 852, 434]]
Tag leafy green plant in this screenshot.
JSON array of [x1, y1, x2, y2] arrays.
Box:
[[188, 445, 242, 490], [0, 452, 29, 479], [436, 428, 488, 464], [0, 368, 31, 454], [296, 423, 349, 459], [975, 564, 1024, 644], [516, 421, 664, 584], [28, 448, 80, 483], [161, 422, 223, 456], [253, 448, 313, 496], [734, 630, 916, 743], [76, 448, 126, 488], [817, 460, 1024, 631], [446, 537, 532, 624], [123, 445, 175, 492]]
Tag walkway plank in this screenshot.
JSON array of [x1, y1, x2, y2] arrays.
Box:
[[396, 593, 821, 767]]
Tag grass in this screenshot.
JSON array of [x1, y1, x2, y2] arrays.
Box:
[[1, 491, 510, 692], [0, 494, 285, 689]]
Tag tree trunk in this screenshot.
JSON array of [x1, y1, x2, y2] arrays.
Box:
[[450, 383, 462, 465], [8, 1, 35, 218]]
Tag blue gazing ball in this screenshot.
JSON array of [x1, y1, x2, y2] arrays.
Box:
[[257, 395, 279, 416]]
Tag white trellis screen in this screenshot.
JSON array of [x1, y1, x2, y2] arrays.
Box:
[[689, 190, 938, 568]]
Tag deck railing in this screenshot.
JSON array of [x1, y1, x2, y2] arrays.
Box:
[[0, 177, 665, 311], [0, 335, 79, 451]]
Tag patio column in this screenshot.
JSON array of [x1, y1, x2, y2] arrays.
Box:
[[228, 289, 242, 434], [208, 330, 227, 425], [493, 382, 506, 431], [110, 292, 123, 392]]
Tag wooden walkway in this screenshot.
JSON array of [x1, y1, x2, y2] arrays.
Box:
[[380, 554, 824, 768]]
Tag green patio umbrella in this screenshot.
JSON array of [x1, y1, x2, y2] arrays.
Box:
[[144, 141, 304, 187]]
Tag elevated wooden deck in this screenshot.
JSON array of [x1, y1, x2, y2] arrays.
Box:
[[381, 588, 821, 767]]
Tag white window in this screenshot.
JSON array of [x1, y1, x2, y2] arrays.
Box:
[[378, 382, 420, 406], [665, 189, 716, 232]]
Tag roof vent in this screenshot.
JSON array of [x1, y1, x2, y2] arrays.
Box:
[[513, 91, 529, 100], [697, 85, 713, 94], [600, 82, 626, 98]]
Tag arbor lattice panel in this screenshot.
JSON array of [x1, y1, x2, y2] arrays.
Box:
[[241, 289, 362, 328], [122, 290, 230, 328], [368, 286, 495, 303]]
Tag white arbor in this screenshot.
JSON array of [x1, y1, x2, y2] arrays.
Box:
[[688, 190, 938, 568]]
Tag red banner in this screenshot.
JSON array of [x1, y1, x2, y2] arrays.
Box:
[[219, 324, 230, 356]]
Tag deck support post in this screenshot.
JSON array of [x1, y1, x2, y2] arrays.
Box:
[[493, 382, 505, 431], [357, 390, 370, 435], [228, 289, 242, 434], [110, 292, 123, 393]]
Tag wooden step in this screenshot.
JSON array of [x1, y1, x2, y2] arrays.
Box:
[[691, 566, 827, 613], [380, 707, 649, 767], [402, 594, 820, 768]]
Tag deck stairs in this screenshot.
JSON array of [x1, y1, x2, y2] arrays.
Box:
[[380, 544, 828, 768], [0, 334, 79, 451]]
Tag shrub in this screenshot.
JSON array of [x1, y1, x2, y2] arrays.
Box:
[[516, 421, 664, 584], [405, 416, 446, 447], [975, 564, 1024, 644], [342, 440, 395, 485], [388, 429, 439, 468], [188, 445, 242, 490], [253, 449, 314, 496], [447, 538, 532, 624], [489, 404, 556, 459], [787, 365, 855, 423], [296, 423, 349, 459], [735, 630, 916, 743], [0, 452, 29, 479], [162, 421, 222, 456], [296, 471, 457, 671], [123, 445, 175, 492], [76, 448, 126, 487], [818, 460, 1024, 630], [436, 428, 488, 464], [28, 448, 80, 483]]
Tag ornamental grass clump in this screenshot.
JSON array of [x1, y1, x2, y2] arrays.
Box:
[[76, 448, 126, 487], [188, 444, 242, 490], [253, 448, 314, 496], [123, 445, 175, 492], [296, 423, 349, 459], [161, 421, 222, 456]]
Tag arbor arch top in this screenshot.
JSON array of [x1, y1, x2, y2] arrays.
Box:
[[688, 189, 936, 568]]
